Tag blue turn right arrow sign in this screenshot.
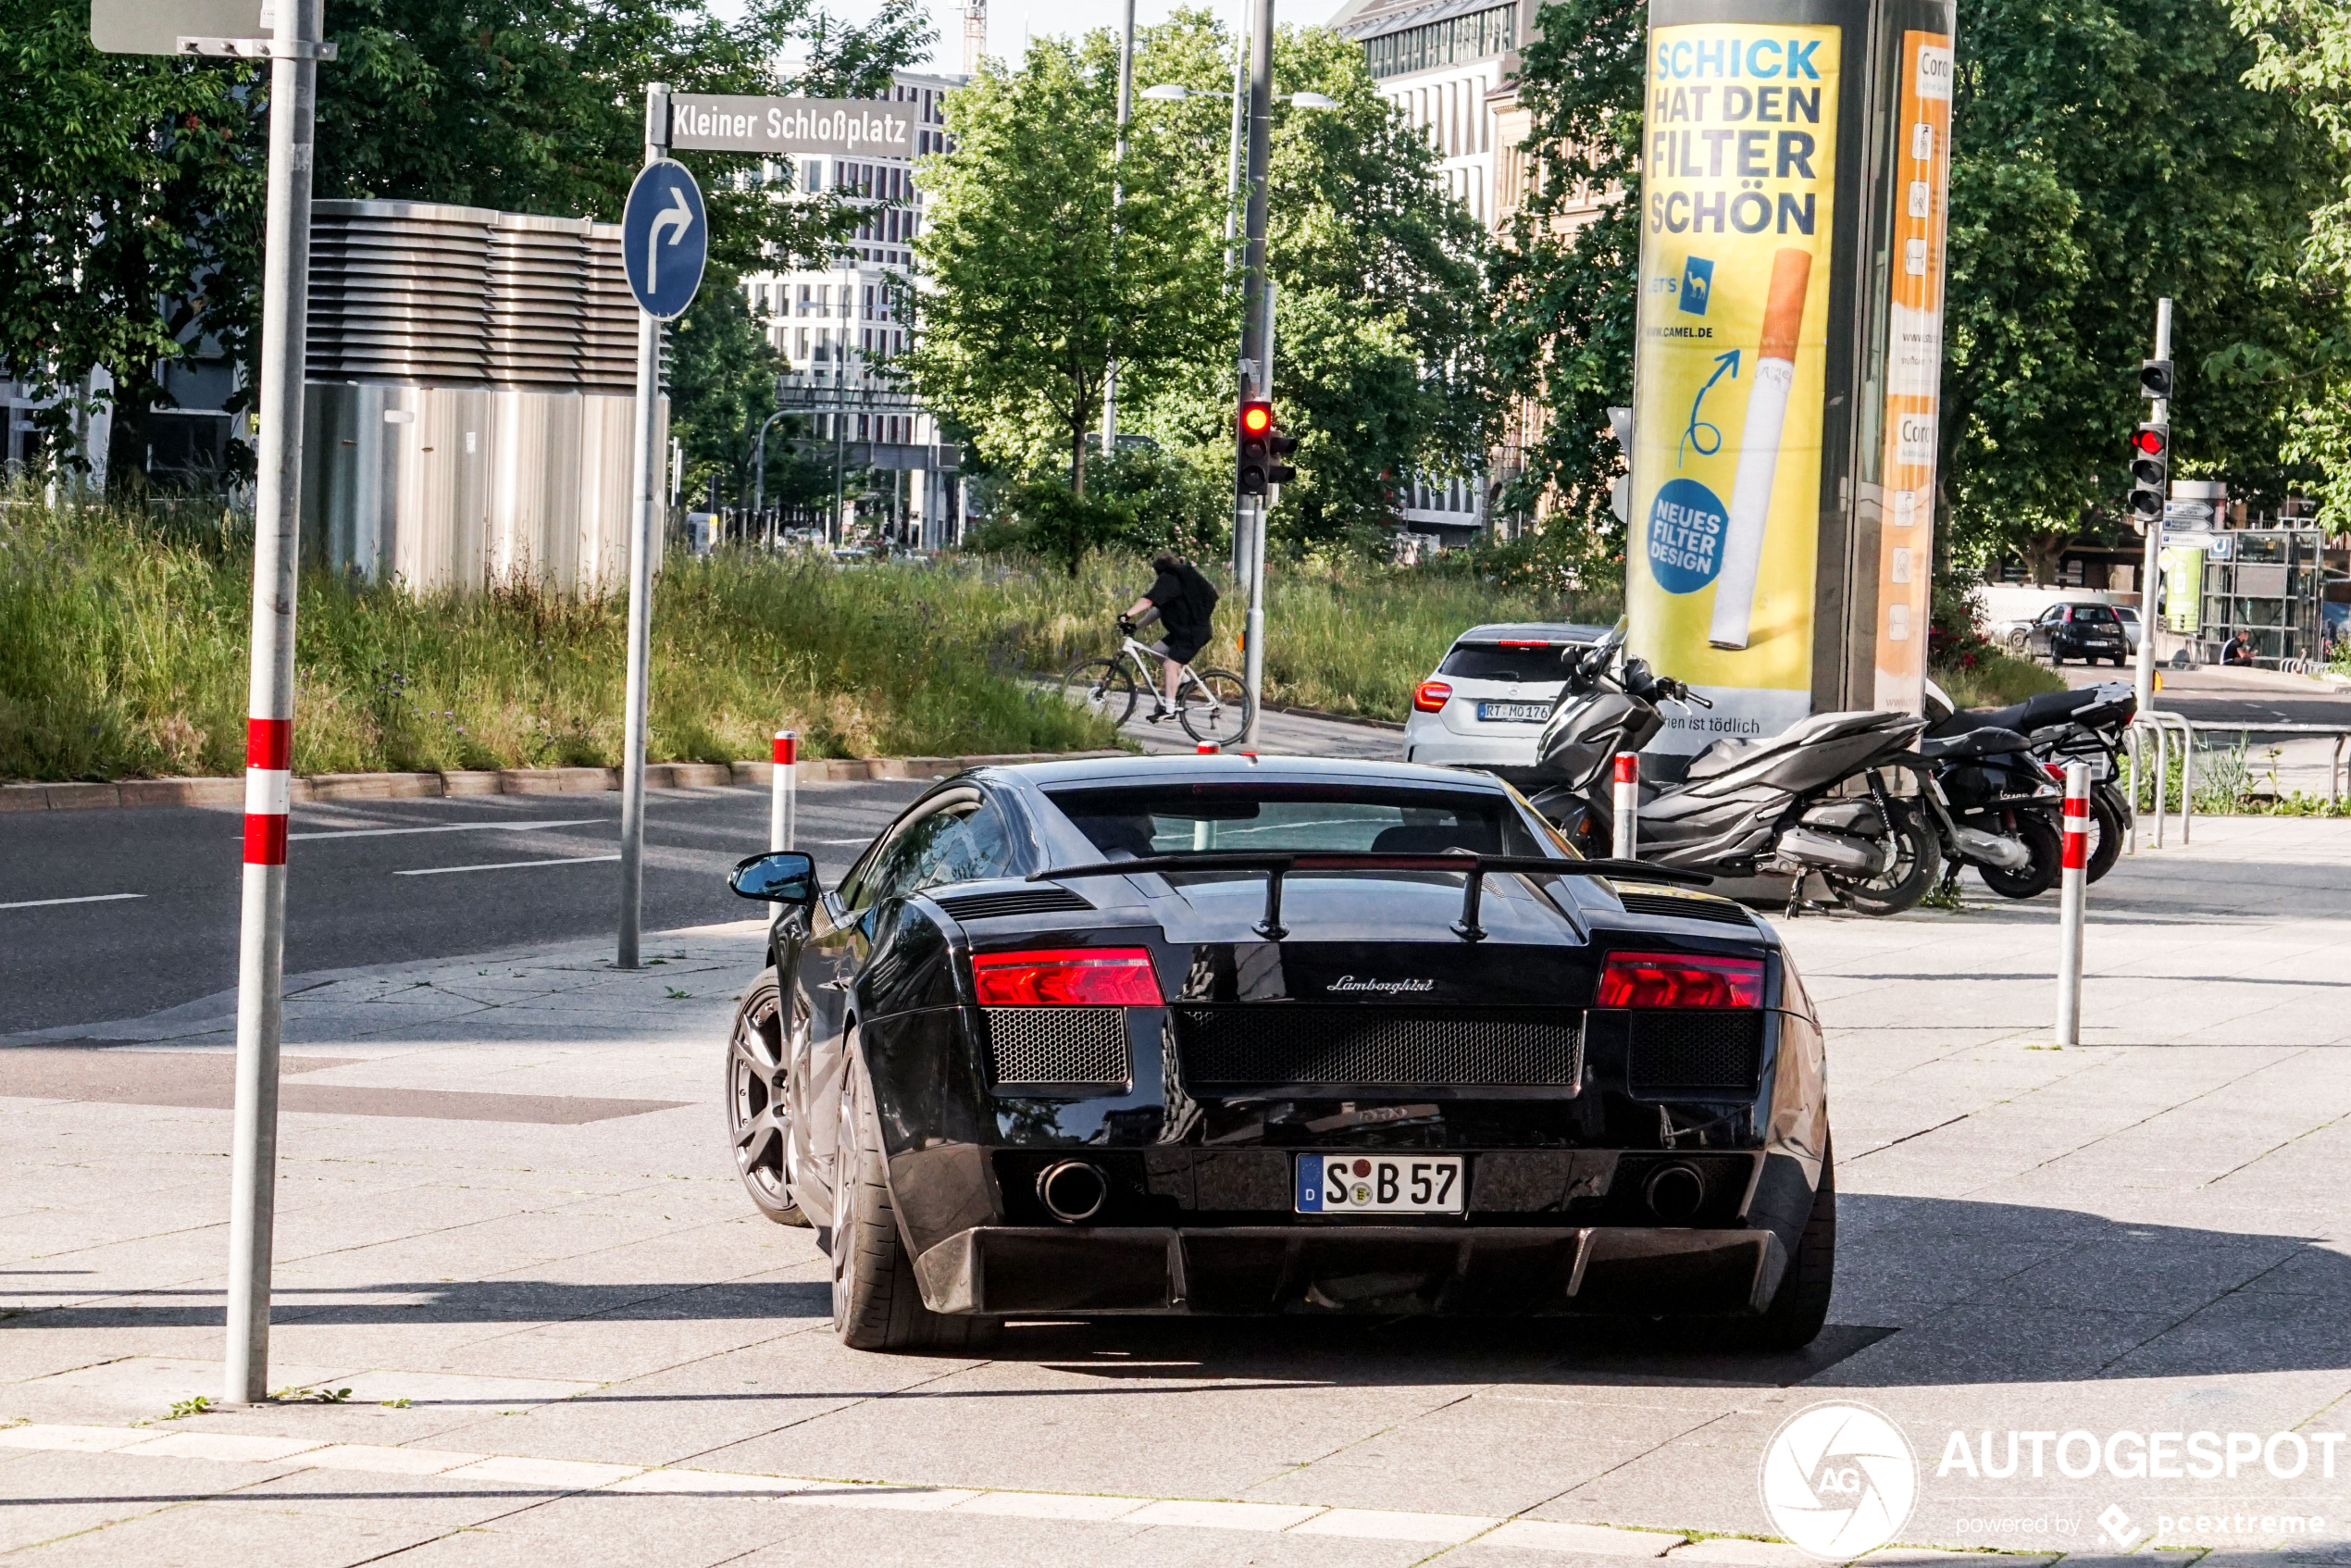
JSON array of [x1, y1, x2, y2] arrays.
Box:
[[621, 160, 707, 321]]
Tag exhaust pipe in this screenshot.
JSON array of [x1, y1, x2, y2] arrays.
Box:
[[1952, 824, 2031, 870], [1037, 1160, 1108, 1224], [1643, 1163, 1706, 1225]]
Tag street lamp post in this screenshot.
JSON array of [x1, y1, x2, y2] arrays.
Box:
[[752, 406, 791, 548], [1102, 0, 1137, 456]]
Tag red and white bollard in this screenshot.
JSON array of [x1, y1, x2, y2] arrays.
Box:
[[1197, 740, 1218, 754], [1611, 752, 1639, 860], [2054, 760, 2091, 1045], [771, 730, 798, 852]]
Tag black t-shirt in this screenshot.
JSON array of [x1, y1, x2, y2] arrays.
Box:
[[1144, 562, 1218, 646]]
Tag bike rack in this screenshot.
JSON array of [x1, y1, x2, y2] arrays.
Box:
[[2125, 710, 2195, 852]]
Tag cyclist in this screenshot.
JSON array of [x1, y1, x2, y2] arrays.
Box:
[[1119, 552, 1221, 719]]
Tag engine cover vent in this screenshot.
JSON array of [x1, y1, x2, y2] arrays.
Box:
[[1617, 891, 1757, 928], [936, 887, 1095, 921]]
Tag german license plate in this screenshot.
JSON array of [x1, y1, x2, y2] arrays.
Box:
[[1295, 1153, 1464, 1214], [1478, 702, 1549, 723]]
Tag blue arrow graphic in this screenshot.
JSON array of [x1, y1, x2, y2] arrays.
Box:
[[1680, 350, 1740, 468]]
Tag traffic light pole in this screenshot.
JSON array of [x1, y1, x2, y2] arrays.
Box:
[[2134, 297, 2171, 722], [1236, 0, 1274, 749]]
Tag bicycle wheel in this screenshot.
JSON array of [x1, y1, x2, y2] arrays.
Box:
[[1177, 668, 1252, 747], [1060, 658, 1137, 727]]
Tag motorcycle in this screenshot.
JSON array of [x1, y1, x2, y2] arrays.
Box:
[[1512, 627, 1962, 916], [1914, 721, 2063, 899], [1925, 679, 2136, 884]]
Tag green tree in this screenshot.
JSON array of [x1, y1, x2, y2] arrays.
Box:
[[1488, 0, 2340, 583], [905, 33, 1225, 497], [1483, 0, 1644, 571], [317, 0, 933, 278], [1938, 0, 2338, 575], [2227, 0, 2351, 525], [0, 0, 265, 480], [1121, 11, 1495, 550]]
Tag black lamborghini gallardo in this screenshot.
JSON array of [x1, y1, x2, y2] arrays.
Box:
[[723, 755, 1833, 1351]]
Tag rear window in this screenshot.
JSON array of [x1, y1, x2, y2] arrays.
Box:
[[1043, 783, 1554, 859], [1437, 642, 1574, 681], [2071, 605, 2117, 623]]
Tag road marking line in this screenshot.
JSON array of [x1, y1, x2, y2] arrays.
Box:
[[291, 818, 602, 841], [0, 894, 146, 912], [393, 854, 621, 877]]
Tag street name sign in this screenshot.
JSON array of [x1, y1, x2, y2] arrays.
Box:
[[668, 95, 917, 157], [621, 160, 707, 321], [91, 0, 263, 52]]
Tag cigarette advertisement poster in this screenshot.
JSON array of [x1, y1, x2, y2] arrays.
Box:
[[1872, 31, 1954, 712], [1628, 22, 1840, 753]]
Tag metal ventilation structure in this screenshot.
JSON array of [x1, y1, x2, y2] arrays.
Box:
[[300, 199, 663, 594]]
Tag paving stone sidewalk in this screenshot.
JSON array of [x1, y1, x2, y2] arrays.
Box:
[[3, 818, 2348, 1567]]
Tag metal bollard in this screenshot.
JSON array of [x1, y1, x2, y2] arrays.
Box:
[[770, 730, 797, 852], [1611, 752, 1639, 861], [2054, 761, 2091, 1045]]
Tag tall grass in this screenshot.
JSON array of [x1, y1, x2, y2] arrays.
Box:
[[0, 504, 1115, 780]]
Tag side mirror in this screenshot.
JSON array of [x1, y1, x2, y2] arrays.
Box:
[[729, 851, 819, 906]]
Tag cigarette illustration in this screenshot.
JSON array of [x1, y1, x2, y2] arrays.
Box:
[[1709, 248, 1813, 651]]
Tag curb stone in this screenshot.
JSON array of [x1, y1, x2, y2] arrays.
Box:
[[0, 752, 1127, 815]]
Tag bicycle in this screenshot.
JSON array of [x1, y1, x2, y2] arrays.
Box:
[[1061, 630, 1253, 747]]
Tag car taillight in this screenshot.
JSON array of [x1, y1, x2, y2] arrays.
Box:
[[1412, 679, 1452, 713], [971, 948, 1163, 1006], [1598, 952, 1764, 1008]]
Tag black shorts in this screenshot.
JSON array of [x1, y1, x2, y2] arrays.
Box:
[[1150, 635, 1204, 666]]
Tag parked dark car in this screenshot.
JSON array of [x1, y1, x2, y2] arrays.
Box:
[[2027, 601, 2130, 666], [721, 755, 1834, 1353]]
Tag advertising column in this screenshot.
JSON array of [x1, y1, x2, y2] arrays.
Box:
[[1872, 30, 1953, 711], [1627, 20, 1843, 752]]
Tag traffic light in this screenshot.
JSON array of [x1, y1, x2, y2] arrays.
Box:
[[1237, 400, 1272, 495], [2140, 358, 2174, 401], [1266, 424, 1300, 489], [2128, 422, 2170, 529]]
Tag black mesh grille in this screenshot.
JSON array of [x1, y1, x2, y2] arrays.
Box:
[[1173, 1006, 1581, 1089], [935, 887, 1094, 921], [984, 1007, 1131, 1086], [1618, 891, 1757, 928], [1628, 1011, 1765, 1096]]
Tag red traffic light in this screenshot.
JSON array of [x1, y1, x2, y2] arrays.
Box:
[[2130, 428, 2167, 457], [1239, 402, 1273, 436]]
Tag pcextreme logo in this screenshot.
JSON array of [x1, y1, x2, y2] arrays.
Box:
[[1759, 1401, 1920, 1560]]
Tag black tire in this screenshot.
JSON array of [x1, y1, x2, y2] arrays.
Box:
[[831, 1037, 1000, 1353], [726, 968, 808, 1226], [1730, 1142, 1835, 1351], [2086, 786, 2126, 883], [1826, 802, 1941, 916], [1977, 811, 2061, 900], [1177, 667, 1252, 747], [1060, 657, 1137, 728]]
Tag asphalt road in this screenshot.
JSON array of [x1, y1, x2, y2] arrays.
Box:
[[0, 781, 927, 1038], [2057, 658, 2351, 728]]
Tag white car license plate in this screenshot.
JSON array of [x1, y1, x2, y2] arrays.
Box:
[[1478, 702, 1549, 723], [1296, 1153, 1464, 1214]]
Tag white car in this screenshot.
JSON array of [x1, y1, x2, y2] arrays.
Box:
[[1401, 621, 1613, 770]]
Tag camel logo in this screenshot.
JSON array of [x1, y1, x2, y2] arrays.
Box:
[[1759, 1401, 1918, 1560]]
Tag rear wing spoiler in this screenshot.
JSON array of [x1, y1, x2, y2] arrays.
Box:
[[1027, 851, 1709, 942]]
